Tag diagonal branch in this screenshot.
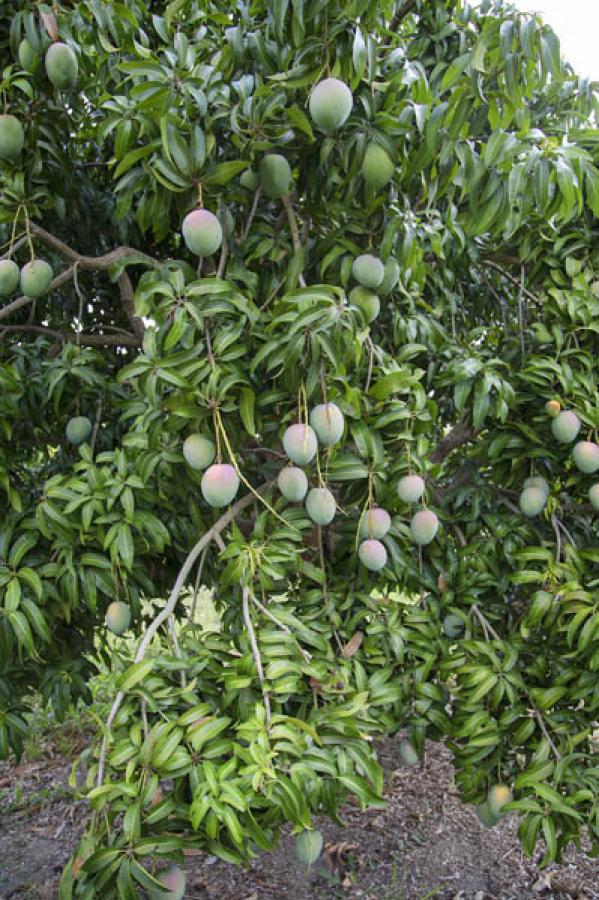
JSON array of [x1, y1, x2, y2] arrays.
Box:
[[0, 266, 75, 322], [96, 481, 274, 786], [430, 418, 480, 464], [242, 584, 271, 729], [390, 0, 417, 31]]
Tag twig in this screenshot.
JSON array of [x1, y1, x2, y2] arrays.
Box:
[[96, 482, 273, 785], [479, 259, 543, 307], [0, 234, 28, 260], [531, 707, 562, 760], [551, 513, 562, 563], [205, 321, 215, 367], [243, 187, 262, 241], [365, 336, 375, 393], [140, 699, 148, 739], [472, 604, 563, 760], [470, 604, 501, 641], [167, 616, 186, 688], [556, 517, 577, 550], [89, 397, 103, 454], [250, 593, 312, 662], [242, 583, 271, 729], [281, 194, 307, 288], [189, 548, 208, 623]]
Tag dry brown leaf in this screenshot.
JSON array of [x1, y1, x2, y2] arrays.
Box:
[[341, 631, 363, 658], [39, 8, 59, 42]]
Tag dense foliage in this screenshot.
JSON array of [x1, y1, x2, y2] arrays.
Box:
[[1, 0, 599, 895]]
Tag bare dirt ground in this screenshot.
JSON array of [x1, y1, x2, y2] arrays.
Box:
[[0, 735, 597, 900]]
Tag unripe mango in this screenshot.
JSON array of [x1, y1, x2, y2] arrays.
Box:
[[105, 601, 131, 635], [201, 464, 240, 507], [359, 507, 391, 540], [476, 801, 500, 828], [305, 487, 336, 525], [150, 864, 186, 900], [398, 738, 419, 766], [349, 286, 380, 323], [0, 259, 20, 297], [572, 441, 599, 474], [18, 39, 39, 73], [283, 423, 318, 465], [240, 168, 259, 191], [259, 154, 291, 198], [277, 466, 308, 501], [442, 613, 464, 638], [363, 143, 395, 192], [309, 403, 344, 446], [182, 209, 222, 256], [295, 829, 323, 867], [519, 486, 547, 517], [308, 78, 352, 134], [358, 539, 387, 571], [183, 434, 216, 470], [0, 115, 24, 160], [487, 783, 513, 818], [352, 254, 385, 289], [589, 483, 599, 510], [410, 509, 439, 545], [523, 476, 549, 496], [545, 399, 561, 418], [379, 258, 400, 296], [20, 259, 53, 298], [66, 416, 92, 445], [551, 410, 580, 444], [45, 42, 78, 89], [397, 474, 425, 503]]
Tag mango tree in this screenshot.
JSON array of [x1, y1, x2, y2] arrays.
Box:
[[0, 1, 598, 895]]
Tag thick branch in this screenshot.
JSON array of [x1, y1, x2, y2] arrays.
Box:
[[390, 0, 417, 31], [0, 324, 141, 347], [97, 482, 273, 786], [430, 418, 479, 464], [28, 223, 160, 272], [117, 271, 144, 339]]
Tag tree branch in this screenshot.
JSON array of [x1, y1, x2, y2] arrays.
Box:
[[0, 323, 141, 347], [479, 258, 543, 307], [390, 0, 417, 31], [281, 194, 306, 288], [118, 271, 144, 339], [242, 584, 271, 729], [0, 266, 75, 322], [96, 481, 273, 786], [430, 418, 479, 464], [28, 222, 160, 272]]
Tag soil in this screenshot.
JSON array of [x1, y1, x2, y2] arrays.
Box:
[[0, 737, 597, 900]]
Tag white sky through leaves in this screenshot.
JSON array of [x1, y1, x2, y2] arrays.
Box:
[[509, 0, 599, 81]]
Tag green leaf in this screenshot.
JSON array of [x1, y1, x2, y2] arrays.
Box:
[[239, 387, 257, 436], [204, 161, 249, 185], [116, 659, 155, 693]]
